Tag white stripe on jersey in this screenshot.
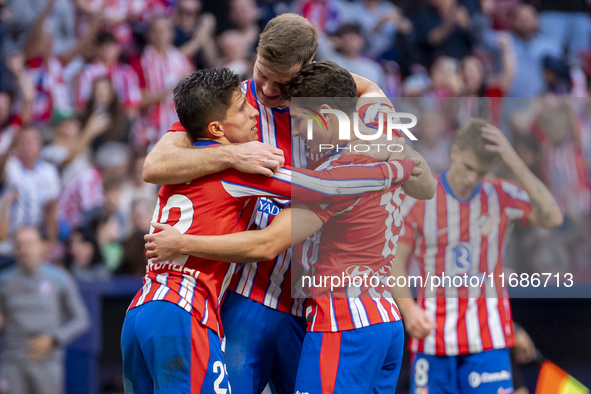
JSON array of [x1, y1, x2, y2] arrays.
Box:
[[264, 248, 291, 309], [483, 183, 505, 349], [369, 287, 391, 323], [329, 298, 338, 332], [291, 133, 308, 169], [178, 275, 197, 313], [218, 265, 236, 305], [391, 160, 403, 183], [467, 196, 483, 353], [153, 273, 170, 300], [444, 193, 460, 355], [136, 277, 153, 306], [221, 181, 287, 199], [348, 297, 370, 328], [422, 191, 438, 354]]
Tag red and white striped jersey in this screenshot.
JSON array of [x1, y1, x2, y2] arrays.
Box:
[[75, 62, 142, 110], [128, 140, 293, 336], [129, 134, 404, 335], [25, 57, 71, 124], [132, 45, 192, 145], [399, 171, 533, 356], [300, 155, 414, 332]]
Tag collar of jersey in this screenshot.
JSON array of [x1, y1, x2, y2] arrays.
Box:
[[440, 168, 482, 203], [194, 140, 220, 147]]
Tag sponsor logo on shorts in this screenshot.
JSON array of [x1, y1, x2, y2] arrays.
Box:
[[498, 387, 513, 394], [468, 370, 512, 388]]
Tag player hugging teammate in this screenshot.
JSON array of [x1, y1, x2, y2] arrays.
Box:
[[121, 11, 564, 394]]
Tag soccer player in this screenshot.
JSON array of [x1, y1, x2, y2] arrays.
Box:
[[391, 118, 564, 393], [141, 13, 391, 394], [145, 61, 436, 393], [122, 67, 415, 394]]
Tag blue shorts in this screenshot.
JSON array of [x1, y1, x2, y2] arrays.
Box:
[[121, 301, 230, 394], [220, 291, 307, 394], [410, 348, 513, 394], [294, 321, 405, 394]]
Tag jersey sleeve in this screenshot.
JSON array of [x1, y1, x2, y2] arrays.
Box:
[[496, 179, 533, 227], [290, 158, 415, 204], [398, 196, 424, 248], [219, 158, 414, 203]]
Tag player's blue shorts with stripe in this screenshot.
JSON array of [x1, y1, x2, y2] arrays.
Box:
[[410, 348, 513, 394], [121, 301, 230, 394], [294, 320, 405, 394], [220, 291, 307, 394]]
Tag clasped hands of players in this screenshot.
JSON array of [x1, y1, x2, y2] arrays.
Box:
[[231, 141, 285, 177]]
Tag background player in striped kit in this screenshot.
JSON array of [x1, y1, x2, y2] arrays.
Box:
[[392, 118, 564, 394], [141, 13, 392, 394], [145, 61, 436, 393]]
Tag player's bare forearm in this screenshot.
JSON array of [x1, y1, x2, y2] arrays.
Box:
[[143, 132, 231, 184], [146, 206, 323, 263], [397, 146, 436, 200], [390, 242, 414, 302], [143, 132, 285, 184], [509, 159, 563, 228]]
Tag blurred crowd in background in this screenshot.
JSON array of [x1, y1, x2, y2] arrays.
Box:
[[0, 0, 589, 287]]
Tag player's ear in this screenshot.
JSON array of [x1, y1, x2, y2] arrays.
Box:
[[319, 103, 333, 122], [207, 121, 224, 138]]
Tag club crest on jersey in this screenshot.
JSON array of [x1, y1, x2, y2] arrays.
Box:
[[480, 214, 494, 236]]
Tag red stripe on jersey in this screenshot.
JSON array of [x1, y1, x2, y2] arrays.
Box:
[[456, 203, 470, 354], [191, 317, 210, 394], [320, 332, 341, 394], [434, 185, 448, 355], [477, 191, 493, 351]]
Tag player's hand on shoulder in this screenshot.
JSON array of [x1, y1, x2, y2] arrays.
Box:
[[145, 222, 183, 263], [231, 141, 285, 177]]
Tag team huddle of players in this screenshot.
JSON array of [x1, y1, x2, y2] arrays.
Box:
[[121, 13, 564, 394]]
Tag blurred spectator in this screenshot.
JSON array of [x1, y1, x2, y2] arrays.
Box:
[[22, 0, 99, 125], [65, 226, 110, 282], [430, 55, 463, 96], [414, 106, 451, 174], [74, 0, 142, 52], [131, 16, 193, 148], [542, 55, 573, 95], [298, 0, 340, 34], [119, 153, 158, 235], [0, 127, 60, 266], [506, 4, 561, 97], [412, 0, 473, 67], [317, 23, 384, 87], [229, 0, 260, 53], [173, 0, 218, 69], [51, 113, 108, 238], [75, 32, 141, 118], [4, 52, 35, 126], [218, 30, 253, 78], [538, 0, 589, 68], [0, 227, 89, 394], [5, 0, 76, 55], [80, 77, 131, 151], [334, 0, 405, 58]]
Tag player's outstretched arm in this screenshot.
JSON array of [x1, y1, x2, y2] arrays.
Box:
[[482, 125, 563, 228], [143, 131, 285, 185], [391, 242, 436, 339], [145, 207, 323, 263]]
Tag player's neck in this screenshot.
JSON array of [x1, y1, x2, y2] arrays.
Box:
[[445, 170, 474, 201]]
